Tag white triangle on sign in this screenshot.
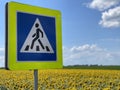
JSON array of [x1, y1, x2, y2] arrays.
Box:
[[20, 18, 54, 53]]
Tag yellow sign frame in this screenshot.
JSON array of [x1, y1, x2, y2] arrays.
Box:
[[5, 2, 62, 70]]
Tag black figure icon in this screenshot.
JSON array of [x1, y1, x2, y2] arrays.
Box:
[[31, 23, 45, 50]]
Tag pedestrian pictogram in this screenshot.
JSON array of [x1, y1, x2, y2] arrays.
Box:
[[20, 18, 54, 53]]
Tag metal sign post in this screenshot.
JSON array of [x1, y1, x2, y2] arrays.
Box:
[[34, 70, 38, 90]]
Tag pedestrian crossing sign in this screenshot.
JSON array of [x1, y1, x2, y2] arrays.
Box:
[[5, 2, 62, 70], [20, 18, 54, 53]]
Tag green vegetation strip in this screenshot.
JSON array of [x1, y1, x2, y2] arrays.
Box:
[[64, 65, 120, 70]]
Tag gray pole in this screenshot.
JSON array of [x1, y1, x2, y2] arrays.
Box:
[[34, 69, 38, 90]]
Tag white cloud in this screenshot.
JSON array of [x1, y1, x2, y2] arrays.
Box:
[[0, 48, 4, 52], [70, 44, 103, 52], [0, 47, 4, 67], [87, 0, 120, 28], [88, 0, 120, 11], [63, 44, 120, 66], [0, 56, 4, 67], [99, 6, 120, 28]]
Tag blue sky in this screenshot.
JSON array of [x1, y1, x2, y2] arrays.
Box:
[[0, 0, 120, 67]]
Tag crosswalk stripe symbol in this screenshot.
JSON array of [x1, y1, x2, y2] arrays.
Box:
[[20, 18, 54, 53]]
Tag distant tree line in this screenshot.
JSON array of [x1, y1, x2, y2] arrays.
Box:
[[64, 64, 120, 70]]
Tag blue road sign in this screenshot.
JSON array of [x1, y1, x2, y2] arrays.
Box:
[[17, 12, 56, 61], [6, 2, 62, 70]]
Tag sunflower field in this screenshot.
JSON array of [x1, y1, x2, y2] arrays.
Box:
[[0, 69, 120, 90]]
